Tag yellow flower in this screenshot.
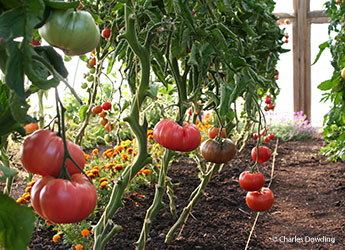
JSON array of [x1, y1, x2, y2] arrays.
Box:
[[115, 164, 123, 171], [93, 166, 100, 170], [52, 234, 60, 242], [102, 149, 114, 158], [99, 177, 108, 183], [75, 244, 83, 250], [92, 149, 99, 156], [106, 163, 115, 169], [25, 186, 32, 193], [148, 135, 154, 142], [16, 197, 27, 204], [147, 129, 154, 136], [81, 229, 90, 237], [100, 181, 108, 189], [28, 180, 36, 187], [22, 192, 31, 200], [115, 146, 124, 153], [201, 137, 205, 142]]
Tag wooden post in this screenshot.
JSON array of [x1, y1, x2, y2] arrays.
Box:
[[293, 0, 311, 119]]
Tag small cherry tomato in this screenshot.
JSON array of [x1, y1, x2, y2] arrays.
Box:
[[239, 171, 265, 191], [251, 146, 272, 164], [92, 105, 102, 114], [246, 187, 274, 212], [31, 40, 41, 46], [260, 128, 266, 136], [269, 133, 275, 140], [268, 104, 275, 110], [89, 57, 96, 67], [99, 111, 107, 118], [253, 133, 259, 139], [102, 28, 111, 39], [24, 123, 39, 134], [99, 118, 108, 126], [264, 136, 270, 143], [102, 102, 112, 110], [208, 127, 227, 139]]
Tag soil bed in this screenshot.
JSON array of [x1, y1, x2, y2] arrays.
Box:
[[5, 139, 345, 249]]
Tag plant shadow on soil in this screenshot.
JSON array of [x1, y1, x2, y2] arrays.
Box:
[[4, 139, 345, 250]]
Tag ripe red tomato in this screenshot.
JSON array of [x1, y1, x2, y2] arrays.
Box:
[[251, 146, 271, 163], [246, 187, 274, 212], [239, 171, 265, 191], [200, 138, 237, 163], [253, 133, 259, 139], [21, 130, 85, 176], [269, 133, 275, 140], [153, 119, 201, 152], [260, 128, 266, 136], [208, 127, 227, 139], [105, 123, 113, 131], [268, 104, 275, 110], [263, 136, 270, 143], [31, 39, 41, 46], [285, 39, 288, 43], [265, 96, 271, 105], [102, 28, 111, 39], [285, 33, 289, 39], [31, 174, 97, 223], [89, 57, 96, 67], [102, 101, 112, 110], [92, 105, 102, 114]]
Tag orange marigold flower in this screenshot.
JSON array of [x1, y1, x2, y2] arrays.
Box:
[[142, 169, 151, 175], [148, 134, 154, 142], [91, 169, 100, 177], [87, 173, 95, 179], [52, 234, 61, 242], [136, 169, 143, 176], [127, 148, 134, 154], [25, 186, 32, 193], [93, 166, 100, 170], [29, 180, 36, 187], [81, 229, 90, 237], [114, 146, 124, 153], [115, 164, 123, 171], [84, 154, 91, 160], [75, 244, 83, 250], [100, 181, 108, 189], [121, 153, 129, 161], [16, 197, 27, 204], [106, 163, 115, 169], [102, 149, 114, 158], [99, 177, 108, 183], [201, 137, 205, 142], [23, 192, 31, 200], [147, 129, 154, 136], [92, 149, 99, 156], [45, 219, 52, 226]]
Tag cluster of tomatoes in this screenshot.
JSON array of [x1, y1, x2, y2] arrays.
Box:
[[153, 119, 237, 164], [238, 144, 274, 212], [253, 128, 275, 143], [20, 130, 97, 223], [92, 102, 114, 132], [263, 94, 275, 111]]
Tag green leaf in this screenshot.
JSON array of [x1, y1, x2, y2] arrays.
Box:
[[5, 44, 25, 98], [312, 41, 329, 65], [8, 91, 29, 123], [34, 46, 68, 78], [318, 79, 335, 91], [79, 105, 88, 122], [231, 56, 246, 69], [0, 164, 17, 182], [0, 8, 25, 39], [0, 193, 35, 250], [187, 43, 199, 66], [219, 84, 231, 116]]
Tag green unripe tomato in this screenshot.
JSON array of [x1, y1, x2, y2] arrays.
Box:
[[87, 75, 94, 82], [39, 9, 100, 56], [341, 67, 345, 80], [81, 82, 88, 89], [89, 67, 96, 74], [104, 134, 112, 143]]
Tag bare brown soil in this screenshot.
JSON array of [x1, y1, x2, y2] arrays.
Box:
[[3, 139, 345, 249]]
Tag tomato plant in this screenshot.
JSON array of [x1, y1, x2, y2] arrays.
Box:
[[153, 119, 201, 152], [246, 187, 274, 212], [31, 173, 97, 223], [21, 130, 85, 177], [39, 9, 100, 56], [239, 171, 265, 191], [200, 138, 237, 163], [208, 127, 227, 139], [251, 146, 272, 163]]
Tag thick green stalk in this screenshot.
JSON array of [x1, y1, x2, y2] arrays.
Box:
[[37, 90, 44, 128], [93, 2, 151, 250], [135, 150, 175, 250], [165, 163, 221, 244]]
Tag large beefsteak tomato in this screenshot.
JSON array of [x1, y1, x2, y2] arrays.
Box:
[[153, 119, 201, 152], [31, 174, 97, 223], [21, 130, 85, 177], [200, 138, 237, 163], [39, 9, 100, 56]]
